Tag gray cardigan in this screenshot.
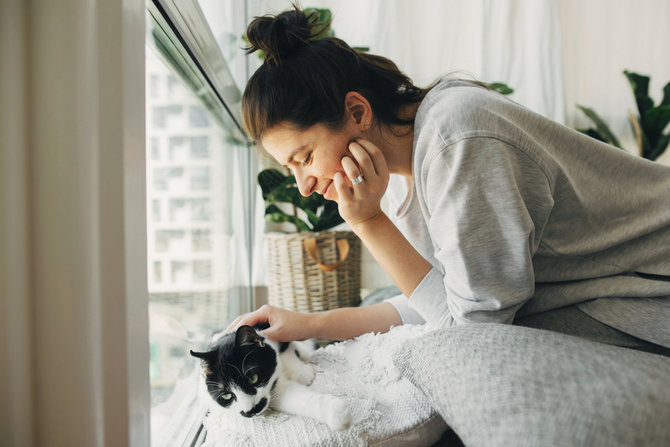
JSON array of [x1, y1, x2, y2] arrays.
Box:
[[386, 80, 670, 348]]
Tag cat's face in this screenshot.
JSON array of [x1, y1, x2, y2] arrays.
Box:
[[190, 325, 278, 418]]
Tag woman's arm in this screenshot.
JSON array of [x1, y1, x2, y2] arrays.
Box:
[[336, 139, 433, 299], [227, 301, 402, 341], [348, 212, 432, 299]]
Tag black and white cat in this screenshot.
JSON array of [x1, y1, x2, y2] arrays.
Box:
[[190, 325, 351, 430]]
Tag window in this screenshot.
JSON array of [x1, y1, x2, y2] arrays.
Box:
[[190, 167, 211, 190], [145, 1, 253, 444], [190, 136, 210, 158], [152, 199, 161, 221], [189, 105, 210, 127], [151, 137, 161, 160], [191, 229, 212, 251]]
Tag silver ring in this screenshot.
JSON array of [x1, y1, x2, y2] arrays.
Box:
[[351, 175, 364, 185]]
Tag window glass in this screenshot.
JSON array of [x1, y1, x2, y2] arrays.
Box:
[[146, 38, 251, 447]]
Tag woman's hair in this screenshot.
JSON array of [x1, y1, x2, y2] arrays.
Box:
[[241, 5, 429, 142]]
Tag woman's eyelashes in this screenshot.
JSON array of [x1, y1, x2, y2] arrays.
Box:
[[301, 152, 312, 166]]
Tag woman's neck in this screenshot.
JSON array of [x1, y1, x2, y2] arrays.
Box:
[[374, 102, 420, 178]]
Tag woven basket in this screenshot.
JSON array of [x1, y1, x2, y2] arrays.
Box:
[[265, 231, 361, 312]]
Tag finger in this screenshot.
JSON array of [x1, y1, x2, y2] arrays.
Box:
[[333, 171, 353, 201], [258, 326, 279, 341], [348, 141, 376, 178], [340, 155, 362, 184], [227, 306, 270, 332], [353, 139, 388, 178], [226, 314, 246, 332]]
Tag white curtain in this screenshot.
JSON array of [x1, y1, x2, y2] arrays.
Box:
[[251, 0, 669, 154], [251, 0, 564, 121], [1, 0, 149, 445]]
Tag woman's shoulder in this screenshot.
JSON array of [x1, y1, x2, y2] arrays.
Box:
[[418, 79, 509, 129], [415, 78, 536, 152]]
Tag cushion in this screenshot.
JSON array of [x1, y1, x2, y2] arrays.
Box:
[[393, 323, 670, 447], [202, 325, 448, 446]]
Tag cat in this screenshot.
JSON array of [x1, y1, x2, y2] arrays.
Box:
[[190, 324, 352, 430]]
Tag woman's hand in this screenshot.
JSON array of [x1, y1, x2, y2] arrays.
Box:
[[226, 305, 314, 342], [335, 139, 389, 227]]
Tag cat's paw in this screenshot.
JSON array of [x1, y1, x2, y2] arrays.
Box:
[[293, 341, 317, 363], [325, 399, 352, 431], [292, 363, 316, 386]]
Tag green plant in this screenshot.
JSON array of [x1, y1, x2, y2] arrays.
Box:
[[258, 168, 343, 232], [577, 70, 670, 160]]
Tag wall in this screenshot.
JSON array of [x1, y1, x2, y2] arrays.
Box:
[[559, 0, 670, 163]]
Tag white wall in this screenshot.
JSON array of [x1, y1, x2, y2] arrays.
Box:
[[559, 0, 670, 163]]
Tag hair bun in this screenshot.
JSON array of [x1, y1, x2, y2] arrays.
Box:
[[245, 6, 323, 65]]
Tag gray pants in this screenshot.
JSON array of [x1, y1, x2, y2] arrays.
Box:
[[515, 305, 670, 357]]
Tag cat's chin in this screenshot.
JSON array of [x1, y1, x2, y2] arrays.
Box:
[[240, 397, 269, 418]]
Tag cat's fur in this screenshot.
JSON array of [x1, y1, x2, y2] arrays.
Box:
[[190, 325, 351, 430]]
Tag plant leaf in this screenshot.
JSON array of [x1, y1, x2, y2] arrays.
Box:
[[313, 201, 344, 231], [648, 133, 670, 161], [624, 71, 654, 117], [662, 81, 670, 107], [488, 82, 514, 95], [577, 105, 622, 148], [258, 169, 288, 196], [305, 8, 335, 39], [264, 205, 311, 232], [641, 105, 670, 147]]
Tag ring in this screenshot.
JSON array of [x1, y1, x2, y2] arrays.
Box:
[[351, 175, 364, 185]]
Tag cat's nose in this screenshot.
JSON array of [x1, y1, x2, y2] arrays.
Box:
[[240, 397, 268, 418]]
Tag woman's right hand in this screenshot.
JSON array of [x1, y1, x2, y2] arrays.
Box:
[[335, 139, 389, 227], [226, 305, 314, 342]]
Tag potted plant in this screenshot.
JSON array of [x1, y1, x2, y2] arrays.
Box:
[[577, 70, 670, 161], [258, 168, 343, 232], [258, 168, 361, 313]]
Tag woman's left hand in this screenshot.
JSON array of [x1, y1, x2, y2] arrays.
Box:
[[335, 138, 389, 227]]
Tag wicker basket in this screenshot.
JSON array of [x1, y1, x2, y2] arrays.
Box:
[[265, 231, 361, 312]]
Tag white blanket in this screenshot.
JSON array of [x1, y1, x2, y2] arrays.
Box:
[[202, 325, 447, 447]]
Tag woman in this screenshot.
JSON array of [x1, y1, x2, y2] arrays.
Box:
[[229, 6, 670, 352]]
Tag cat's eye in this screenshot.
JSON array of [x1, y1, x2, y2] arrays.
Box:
[[248, 373, 259, 385], [221, 393, 233, 401]]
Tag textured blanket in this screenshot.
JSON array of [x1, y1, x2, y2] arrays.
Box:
[[201, 325, 447, 447]]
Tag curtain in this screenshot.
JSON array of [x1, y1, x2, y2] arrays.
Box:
[[252, 0, 564, 121], [250, 0, 670, 155]]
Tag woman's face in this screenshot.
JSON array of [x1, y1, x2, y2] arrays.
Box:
[[261, 120, 361, 202]]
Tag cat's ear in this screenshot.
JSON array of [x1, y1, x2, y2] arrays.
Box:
[[190, 349, 215, 375], [236, 325, 265, 348]]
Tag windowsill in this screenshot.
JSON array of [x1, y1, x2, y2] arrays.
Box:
[[152, 370, 209, 447]]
